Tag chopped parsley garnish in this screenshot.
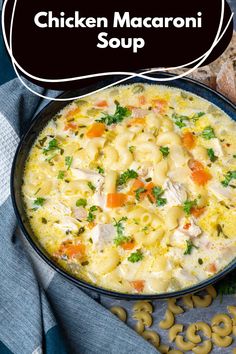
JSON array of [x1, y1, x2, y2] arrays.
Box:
[[57, 170, 65, 179], [41, 217, 47, 224], [198, 258, 203, 265], [33, 197, 46, 207], [117, 169, 138, 186], [76, 199, 87, 207], [129, 146, 135, 153], [152, 187, 167, 207], [160, 146, 170, 158], [192, 112, 205, 122], [128, 249, 144, 263], [184, 240, 198, 255], [113, 217, 130, 246], [207, 148, 218, 162], [96, 100, 131, 125], [233, 155, 236, 158], [43, 138, 62, 155], [88, 181, 96, 192], [65, 156, 73, 170], [145, 177, 152, 182], [221, 171, 236, 187], [183, 199, 197, 215], [201, 126, 216, 140], [135, 187, 146, 201], [87, 206, 97, 222], [97, 166, 104, 174], [172, 113, 189, 128]]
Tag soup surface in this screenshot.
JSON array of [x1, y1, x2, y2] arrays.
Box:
[[22, 84, 236, 294]]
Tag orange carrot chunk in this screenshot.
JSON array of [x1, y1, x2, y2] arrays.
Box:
[[152, 98, 168, 113], [183, 223, 191, 230], [145, 182, 156, 203], [65, 107, 81, 120], [128, 118, 146, 126], [96, 100, 108, 107], [86, 122, 105, 138], [182, 132, 196, 150], [129, 179, 145, 195], [121, 241, 135, 250], [191, 170, 212, 186], [106, 193, 127, 208], [60, 244, 85, 258], [131, 280, 145, 293], [208, 263, 217, 273], [64, 122, 77, 131], [188, 159, 204, 172], [191, 207, 205, 218]]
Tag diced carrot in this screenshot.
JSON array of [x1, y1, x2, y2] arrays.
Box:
[[188, 159, 204, 172], [152, 98, 168, 114], [65, 107, 81, 120], [106, 193, 127, 208], [129, 179, 145, 195], [86, 122, 105, 138], [131, 280, 145, 293], [128, 118, 146, 126], [182, 132, 196, 150], [208, 263, 217, 273], [191, 207, 205, 218], [64, 122, 77, 131], [191, 170, 212, 186], [183, 223, 191, 230], [138, 95, 146, 105], [121, 241, 135, 250], [145, 182, 155, 203], [96, 100, 108, 107], [60, 243, 85, 258]]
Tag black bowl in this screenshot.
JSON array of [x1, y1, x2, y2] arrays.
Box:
[[11, 72, 236, 299]]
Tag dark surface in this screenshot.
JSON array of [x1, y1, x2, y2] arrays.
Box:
[[0, 1, 235, 86], [11, 72, 236, 300]]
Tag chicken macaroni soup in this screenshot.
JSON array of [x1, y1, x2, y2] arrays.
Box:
[[22, 84, 236, 294]]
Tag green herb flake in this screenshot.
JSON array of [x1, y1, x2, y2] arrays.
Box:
[[135, 187, 146, 201], [41, 217, 47, 224], [57, 170, 65, 180], [198, 258, 203, 265], [221, 171, 236, 187], [184, 240, 198, 255], [201, 126, 216, 140], [160, 146, 170, 158], [233, 155, 236, 158], [172, 113, 189, 128], [152, 186, 167, 207], [43, 138, 62, 155], [192, 112, 205, 122], [129, 146, 135, 153], [128, 249, 144, 263], [76, 199, 87, 208], [207, 148, 218, 162], [145, 177, 152, 182], [117, 169, 138, 186], [87, 206, 98, 222], [113, 217, 130, 246], [78, 226, 85, 235], [183, 199, 197, 215], [33, 197, 46, 207], [88, 181, 96, 192], [96, 100, 131, 126], [65, 156, 73, 170], [97, 166, 104, 174]]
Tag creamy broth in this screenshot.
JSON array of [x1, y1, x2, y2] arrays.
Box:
[[22, 84, 236, 294]]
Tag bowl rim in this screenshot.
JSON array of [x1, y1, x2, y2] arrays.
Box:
[[11, 72, 236, 299]]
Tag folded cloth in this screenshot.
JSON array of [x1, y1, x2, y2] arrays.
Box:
[[0, 79, 157, 354]]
